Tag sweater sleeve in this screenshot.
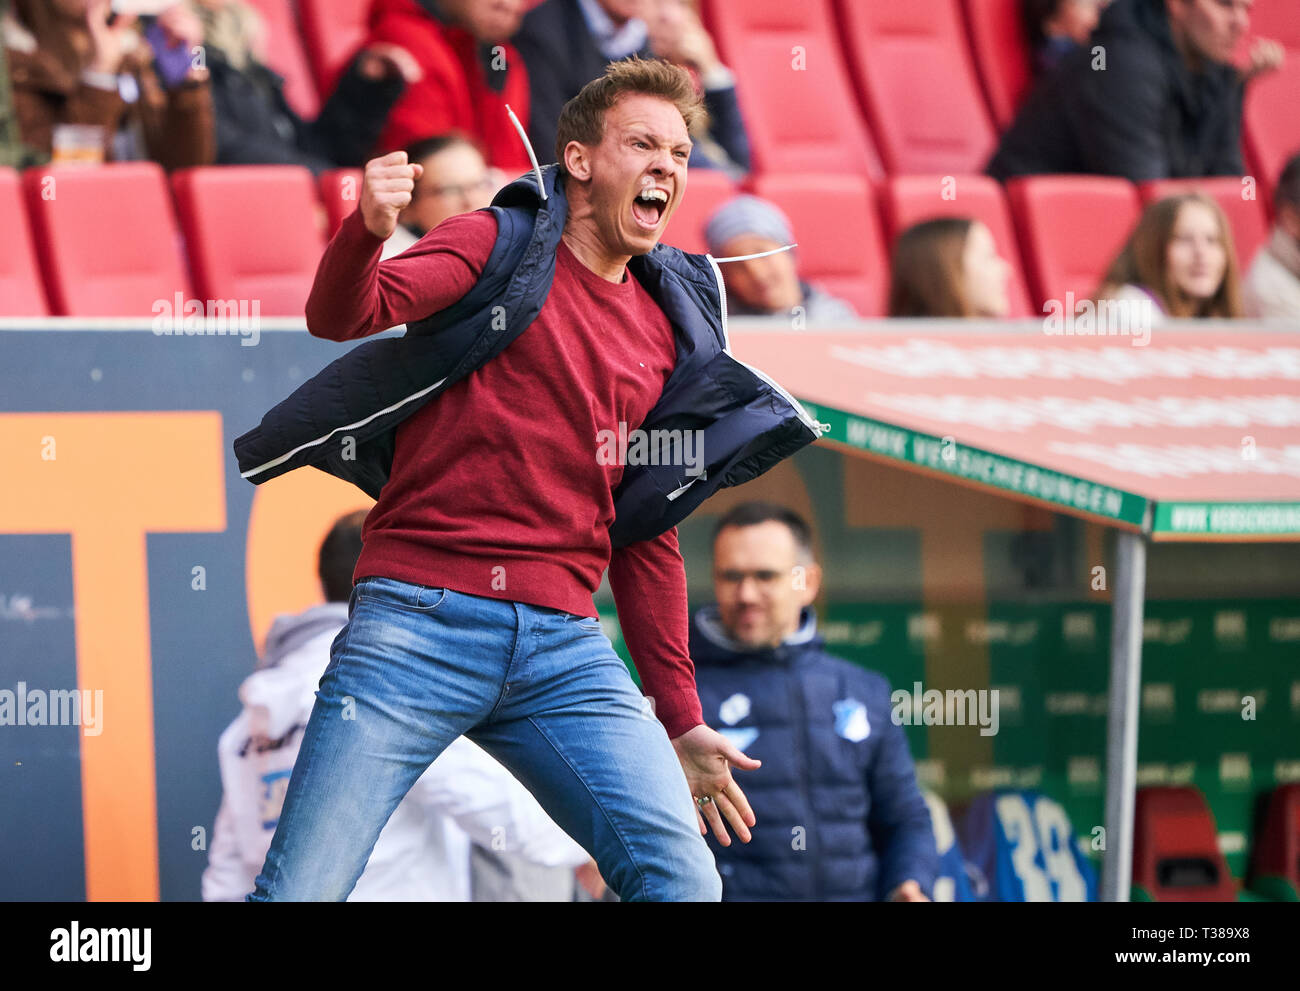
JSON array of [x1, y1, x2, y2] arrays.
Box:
[[304, 208, 498, 341], [607, 526, 704, 739]]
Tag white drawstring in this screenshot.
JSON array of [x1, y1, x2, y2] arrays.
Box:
[[711, 244, 798, 263], [505, 103, 547, 202]]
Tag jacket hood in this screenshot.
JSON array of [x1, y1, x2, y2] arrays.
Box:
[[690, 602, 823, 668], [241, 603, 348, 739]]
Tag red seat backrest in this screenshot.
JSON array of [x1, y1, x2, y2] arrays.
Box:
[[747, 173, 887, 317], [834, 0, 997, 175], [1133, 786, 1236, 902], [172, 166, 325, 317], [242, 0, 320, 119], [0, 167, 48, 316], [961, 0, 1033, 130], [882, 174, 1034, 317], [1244, 59, 1300, 203], [1005, 175, 1141, 309], [1250, 783, 1300, 894], [319, 168, 364, 236], [702, 0, 884, 179], [24, 163, 191, 316], [662, 169, 738, 255], [298, 0, 371, 95], [1138, 177, 1271, 270]]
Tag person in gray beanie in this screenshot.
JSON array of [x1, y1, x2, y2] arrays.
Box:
[[705, 194, 857, 323]]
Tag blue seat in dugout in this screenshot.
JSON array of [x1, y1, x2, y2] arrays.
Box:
[[957, 789, 1098, 901]]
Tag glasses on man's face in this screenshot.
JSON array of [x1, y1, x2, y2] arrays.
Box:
[[422, 177, 495, 200]]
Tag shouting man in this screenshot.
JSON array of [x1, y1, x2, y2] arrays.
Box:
[[237, 57, 821, 902]]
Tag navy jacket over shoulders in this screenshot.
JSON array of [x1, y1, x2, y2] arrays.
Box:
[[231, 164, 823, 548], [690, 604, 938, 901]]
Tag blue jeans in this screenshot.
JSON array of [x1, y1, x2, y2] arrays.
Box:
[[246, 576, 721, 902]]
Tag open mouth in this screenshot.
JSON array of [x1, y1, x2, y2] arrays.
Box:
[[631, 187, 669, 231]]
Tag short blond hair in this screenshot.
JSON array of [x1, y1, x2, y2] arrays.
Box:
[[554, 57, 706, 174]]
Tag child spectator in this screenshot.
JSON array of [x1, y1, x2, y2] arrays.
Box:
[[1244, 152, 1300, 318], [887, 217, 1013, 318], [1095, 192, 1243, 321]]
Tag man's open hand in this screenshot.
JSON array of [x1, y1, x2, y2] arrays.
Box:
[[360, 151, 425, 240], [670, 724, 761, 846]]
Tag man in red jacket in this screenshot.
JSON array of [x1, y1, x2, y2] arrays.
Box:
[[246, 58, 760, 903], [360, 0, 533, 175]]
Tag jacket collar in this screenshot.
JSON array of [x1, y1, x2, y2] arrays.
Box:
[[691, 602, 822, 667]]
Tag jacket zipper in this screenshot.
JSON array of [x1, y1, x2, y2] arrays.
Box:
[[704, 253, 828, 439], [788, 661, 822, 899]]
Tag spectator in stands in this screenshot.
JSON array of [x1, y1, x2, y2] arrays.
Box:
[[644, 0, 749, 176], [705, 195, 857, 323], [1094, 192, 1243, 321], [1022, 0, 1110, 76], [194, 0, 419, 173], [1244, 152, 1300, 318], [381, 131, 500, 258], [887, 218, 1012, 318], [689, 501, 938, 901], [202, 509, 596, 902], [514, 0, 650, 168], [4, 0, 213, 169], [989, 0, 1281, 183], [359, 0, 531, 176]]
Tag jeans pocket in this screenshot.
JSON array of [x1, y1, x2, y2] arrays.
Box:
[[353, 576, 450, 612]]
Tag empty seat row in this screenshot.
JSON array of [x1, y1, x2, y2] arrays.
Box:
[[0, 163, 1276, 319]]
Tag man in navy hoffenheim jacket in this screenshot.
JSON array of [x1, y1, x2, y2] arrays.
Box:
[[690, 501, 938, 901]]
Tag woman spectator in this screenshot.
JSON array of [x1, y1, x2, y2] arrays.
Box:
[[194, 0, 419, 173], [1095, 192, 1243, 322], [4, 0, 213, 169], [887, 217, 1013, 318]]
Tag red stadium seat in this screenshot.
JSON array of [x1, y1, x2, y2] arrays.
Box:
[[1249, 784, 1300, 901], [299, 0, 370, 94], [172, 166, 325, 317], [961, 0, 1033, 130], [1245, 2, 1300, 51], [748, 173, 887, 317], [319, 168, 364, 236], [1132, 786, 1236, 902], [1245, 59, 1300, 202], [24, 163, 191, 316], [662, 169, 737, 255], [1138, 177, 1271, 270], [882, 175, 1034, 317], [834, 0, 998, 175], [1005, 175, 1141, 309], [0, 168, 48, 316], [702, 0, 884, 179], [242, 0, 320, 119]]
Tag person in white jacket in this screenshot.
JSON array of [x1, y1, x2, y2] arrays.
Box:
[[202, 511, 594, 901]]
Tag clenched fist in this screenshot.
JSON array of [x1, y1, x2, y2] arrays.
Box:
[[361, 151, 425, 241]]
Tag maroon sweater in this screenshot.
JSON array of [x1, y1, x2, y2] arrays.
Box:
[[303, 208, 704, 738]]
